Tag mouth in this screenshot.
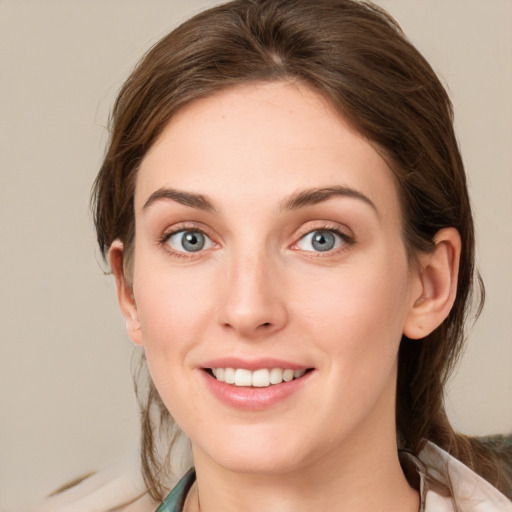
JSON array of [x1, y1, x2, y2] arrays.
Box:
[[205, 367, 313, 387]]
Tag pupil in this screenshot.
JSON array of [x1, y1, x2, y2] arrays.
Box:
[[312, 231, 335, 252], [183, 231, 204, 252]]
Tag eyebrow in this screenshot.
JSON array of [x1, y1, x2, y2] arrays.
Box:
[[142, 185, 377, 216], [142, 187, 217, 212], [281, 186, 378, 214]]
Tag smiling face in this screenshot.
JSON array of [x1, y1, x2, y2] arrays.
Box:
[[114, 82, 425, 475]]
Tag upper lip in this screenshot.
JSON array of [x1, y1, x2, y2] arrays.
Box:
[[201, 357, 310, 371]]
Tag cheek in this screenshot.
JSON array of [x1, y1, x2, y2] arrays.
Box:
[[293, 262, 411, 422], [140, 278, 211, 328], [295, 253, 412, 361], [132, 256, 219, 360], [132, 266, 216, 415]]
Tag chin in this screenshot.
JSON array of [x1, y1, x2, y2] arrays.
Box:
[[213, 450, 306, 476], [191, 424, 321, 476]]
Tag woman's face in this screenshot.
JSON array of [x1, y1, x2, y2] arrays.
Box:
[[121, 82, 424, 474]]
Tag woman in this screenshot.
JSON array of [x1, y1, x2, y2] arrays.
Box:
[[47, 0, 512, 510]]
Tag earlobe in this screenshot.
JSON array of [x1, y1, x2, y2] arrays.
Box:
[[109, 240, 143, 346], [403, 228, 461, 340]]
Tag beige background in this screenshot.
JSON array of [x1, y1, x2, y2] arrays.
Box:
[[1, 0, 511, 510]]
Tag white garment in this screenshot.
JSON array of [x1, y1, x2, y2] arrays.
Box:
[[29, 441, 511, 512], [27, 436, 193, 512], [419, 442, 511, 512], [26, 449, 158, 512]]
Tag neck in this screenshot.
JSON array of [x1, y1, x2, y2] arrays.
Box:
[[187, 426, 418, 512]]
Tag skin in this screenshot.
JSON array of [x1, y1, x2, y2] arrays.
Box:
[[111, 81, 460, 512]]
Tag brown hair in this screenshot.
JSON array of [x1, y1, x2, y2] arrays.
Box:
[[92, 0, 509, 500]]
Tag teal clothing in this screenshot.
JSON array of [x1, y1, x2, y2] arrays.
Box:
[[155, 469, 195, 512]]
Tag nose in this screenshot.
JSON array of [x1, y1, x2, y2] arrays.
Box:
[[217, 251, 288, 340]]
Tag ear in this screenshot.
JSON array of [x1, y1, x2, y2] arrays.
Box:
[[403, 228, 461, 340], [109, 240, 143, 346]]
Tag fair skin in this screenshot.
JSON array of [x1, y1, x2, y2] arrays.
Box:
[[110, 82, 460, 512]]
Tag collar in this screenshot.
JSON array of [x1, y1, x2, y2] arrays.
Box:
[[411, 442, 511, 512]]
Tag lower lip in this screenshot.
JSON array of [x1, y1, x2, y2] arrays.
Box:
[[200, 370, 314, 411]]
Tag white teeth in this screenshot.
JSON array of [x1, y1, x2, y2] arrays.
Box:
[[269, 368, 283, 384], [252, 369, 270, 387], [234, 369, 252, 386], [224, 368, 236, 384], [282, 369, 294, 382], [210, 367, 308, 387]]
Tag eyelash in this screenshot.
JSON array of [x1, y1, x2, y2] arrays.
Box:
[[159, 224, 216, 258], [158, 222, 355, 259], [291, 224, 355, 256]]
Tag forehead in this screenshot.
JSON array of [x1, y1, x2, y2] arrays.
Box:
[[135, 81, 400, 221]]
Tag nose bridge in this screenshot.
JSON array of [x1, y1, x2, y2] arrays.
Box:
[[218, 241, 287, 338]]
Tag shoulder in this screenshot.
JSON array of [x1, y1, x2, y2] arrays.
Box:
[[28, 433, 194, 512], [419, 442, 512, 512], [26, 451, 162, 512], [33, 476, 156, 512]]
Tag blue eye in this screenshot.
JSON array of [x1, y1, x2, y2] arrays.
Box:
[[296, 230, 345, 252], [166, 230, 212, 253]]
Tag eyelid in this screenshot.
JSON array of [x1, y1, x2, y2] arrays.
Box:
[[159, 222, 219, 256], [290, 222, 355, 254], [167, 230, 213, 252]]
